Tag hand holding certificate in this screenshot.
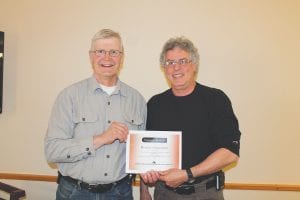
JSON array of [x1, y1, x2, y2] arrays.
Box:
[[126, 130, 182, 174]]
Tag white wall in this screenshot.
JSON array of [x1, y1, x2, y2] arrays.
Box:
[[0, 0, 300, 199]]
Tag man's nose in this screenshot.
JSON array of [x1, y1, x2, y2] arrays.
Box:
[[173, 63, 182, 70], [103, 52, 111, 59]]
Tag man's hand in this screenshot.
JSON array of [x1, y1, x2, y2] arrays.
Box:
[[93, 122, 128, 149], [159, 168, 188, 188], [140, 171, 160, 185]]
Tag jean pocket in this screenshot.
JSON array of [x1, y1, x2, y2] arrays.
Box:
[[114, 181, 133, 198], [56, 178, 77, 199]]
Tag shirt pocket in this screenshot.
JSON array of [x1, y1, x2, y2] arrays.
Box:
[[122, 113, 144, 130], [72, 112, 99, 137]]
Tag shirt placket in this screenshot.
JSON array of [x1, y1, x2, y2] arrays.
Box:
[[103, 94, 113, 180]]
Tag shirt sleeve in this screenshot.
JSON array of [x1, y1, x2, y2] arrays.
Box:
[[211, 89, 241, 156], [44, 89, 95, 163], [140, 103, 147, 130]]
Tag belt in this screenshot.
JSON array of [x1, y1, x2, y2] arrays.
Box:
[[166, 171, 225, 195], [58, 171, 134, 193]]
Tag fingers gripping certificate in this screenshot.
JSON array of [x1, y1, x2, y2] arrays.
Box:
[[126, 130, 182, 173]]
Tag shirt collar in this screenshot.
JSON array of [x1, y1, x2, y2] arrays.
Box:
[[88, 76, 127, 97]]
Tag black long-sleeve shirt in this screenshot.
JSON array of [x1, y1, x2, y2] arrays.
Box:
[[146, 83, 241, 169]]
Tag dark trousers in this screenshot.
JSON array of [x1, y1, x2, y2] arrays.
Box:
[[154, 177, 224, 200]]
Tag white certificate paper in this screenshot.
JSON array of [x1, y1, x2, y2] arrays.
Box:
[[126, 130, 182, 174]]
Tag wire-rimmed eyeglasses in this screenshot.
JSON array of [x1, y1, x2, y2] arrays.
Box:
[[90, 49, 123, 57], [164, 58, 192, 67]]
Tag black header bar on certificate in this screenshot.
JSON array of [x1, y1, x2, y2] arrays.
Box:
[[142, 137, 167, 143]]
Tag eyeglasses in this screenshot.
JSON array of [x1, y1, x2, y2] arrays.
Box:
[[164, 58, 192, 67], [90, 49, 122, 57]]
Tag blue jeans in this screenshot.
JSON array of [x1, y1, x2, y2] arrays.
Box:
[[56, 176, 133, 200]]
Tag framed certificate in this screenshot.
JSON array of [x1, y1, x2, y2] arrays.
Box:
[[126, 130, 182, 174]]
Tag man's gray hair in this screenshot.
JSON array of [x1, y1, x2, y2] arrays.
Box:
[[160, 36, 199, 72], [90, 29, 123, 51]]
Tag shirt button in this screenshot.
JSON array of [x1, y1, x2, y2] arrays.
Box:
[[67, 155, 70, 158], [104, 173, 108, 176], [88, 152, 91, 155], [108, 120, 111, 124], [106, 155, 110, 158], [82, 118, 85, 121], [107, 102, 110, 105], [86, 147, 89, 151]]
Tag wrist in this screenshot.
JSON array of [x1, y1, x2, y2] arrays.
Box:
[[186, 168, 195, 184], [93, 134, 105, 149]]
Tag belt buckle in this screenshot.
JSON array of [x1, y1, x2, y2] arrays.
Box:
[[84, 183, 112, 193], [97, 183, 112, 193], [81, 176, 130, 193], [174, 185, 195, 195], [86, 184, 97, 193]]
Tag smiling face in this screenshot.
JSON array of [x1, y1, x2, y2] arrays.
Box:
[[164, 47, 197, 96], [89, 37, 123, 86]]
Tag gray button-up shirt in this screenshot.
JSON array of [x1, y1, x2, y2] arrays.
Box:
[[45, 76, 146, 184]]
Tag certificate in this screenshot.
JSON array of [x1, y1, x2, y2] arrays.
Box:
[[126, 130, 182, 174]]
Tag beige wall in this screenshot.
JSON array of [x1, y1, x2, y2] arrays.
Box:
[[0, 0, 300, 199]]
